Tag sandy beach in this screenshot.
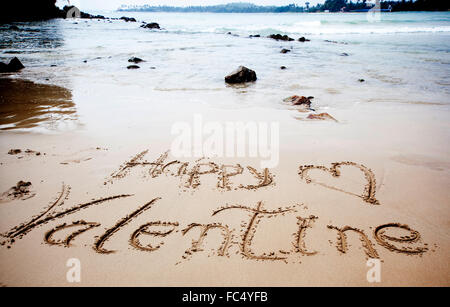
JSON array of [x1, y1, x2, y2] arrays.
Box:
[[0, 10, 449, 287]]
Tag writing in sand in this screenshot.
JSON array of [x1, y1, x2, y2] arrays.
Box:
[[0, 150, 430, 264]]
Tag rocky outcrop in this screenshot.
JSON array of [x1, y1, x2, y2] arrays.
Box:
[[0, 57, 25, 73], [1, 0, 64, 22], [225, 66, 257, 84]]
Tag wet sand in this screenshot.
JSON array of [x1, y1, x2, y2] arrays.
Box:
[[0, 76, 449, 286], [0, 79, 76, 131]]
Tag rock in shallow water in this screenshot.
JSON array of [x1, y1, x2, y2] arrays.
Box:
[[268, 34, 294, 41], [0, 57, 25, 73], [225, 66, 257, 84], [280, 49, 291, 54], [127, 65, 140, 69], [141, 22, 160, 29], [128, 57, 144, 63], [120, 16, 136, 22]]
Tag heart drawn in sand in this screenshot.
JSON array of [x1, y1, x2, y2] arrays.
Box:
[[298, 161, 380, 205]]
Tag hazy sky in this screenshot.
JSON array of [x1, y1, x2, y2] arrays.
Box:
[[57, 1, 325, 11]]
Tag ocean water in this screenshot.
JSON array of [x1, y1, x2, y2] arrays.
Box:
[[0, 12, 449, 132]]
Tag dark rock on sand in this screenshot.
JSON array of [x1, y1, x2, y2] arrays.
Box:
[[8, 149, 21, 155], [141, 22, 160, 29], [128, 57, 144, 63], [249, 34, 261, 38], [280, 49, 291, 54], [0, 57, 25, 73], [3, 181, 34, 200], [280, 66, 287, 70], [358, 79, 365, 82], [268, 34, 294, 41], [127, 65, 140, 69], [120, 16, 136, 22], [340, 53, 349, 56], [284, 95, 313, 107], [298, 37, 310, 42], [225, 66, 257, 84]]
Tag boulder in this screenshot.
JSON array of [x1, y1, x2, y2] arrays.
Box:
[[283, 95, 313, 107], [0, 63, 8, 72], [141, 22, 160, 29], [249, 34, 261, 38], [280, 66, 287, 70], [298, 37, 310, 42], [225, 66, 257, 84], [0, 57, 25, 73], [280, 49, 291, 54], [127, 65, 140, 69], [268, 34, 294, 41], [340, 53, 349, 56], [128, 57, 144, 63]]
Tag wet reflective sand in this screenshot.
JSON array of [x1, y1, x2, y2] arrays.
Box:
[[0, 78, 76, 131]]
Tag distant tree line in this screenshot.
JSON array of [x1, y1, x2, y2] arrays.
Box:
[[313, 0, 449, 12], [118, 1, 449, 13]]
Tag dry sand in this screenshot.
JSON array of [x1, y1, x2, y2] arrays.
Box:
[[0, 78, 449, 286]]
